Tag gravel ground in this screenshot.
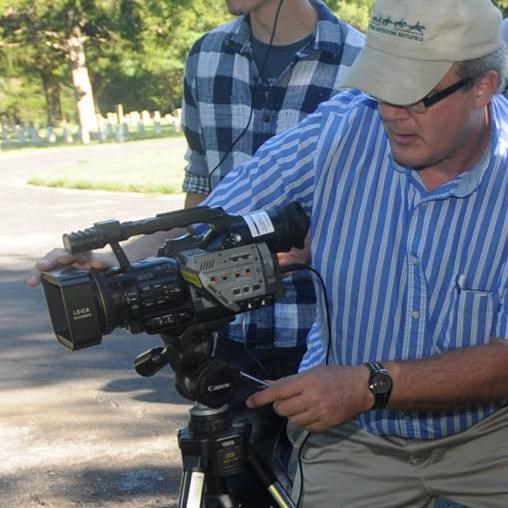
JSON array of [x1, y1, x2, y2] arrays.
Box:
[[0, 141, 191, 507]]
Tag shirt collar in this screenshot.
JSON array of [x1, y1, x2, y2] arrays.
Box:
[[311, 0, 348, 56], [226, 0, 346, 57]]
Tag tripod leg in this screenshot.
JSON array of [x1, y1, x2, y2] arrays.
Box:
[[246, 448, 297, 508], [204, 475, 236, 508], [178, 455, 205, 508], [178, 451, 238, 508]]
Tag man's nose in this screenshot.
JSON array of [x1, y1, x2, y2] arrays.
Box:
[[378, 102, 412, 120]]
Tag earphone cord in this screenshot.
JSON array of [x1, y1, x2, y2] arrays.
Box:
[[207, 0, 285, 192], [283, 265, 331, 508], [268, 264, 332, 508]]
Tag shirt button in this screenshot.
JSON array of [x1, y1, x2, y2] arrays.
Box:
[[410, 256, 419, 265], [411, 311, 420, 320]]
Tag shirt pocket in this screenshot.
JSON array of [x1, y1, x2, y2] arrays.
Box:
[[434, 279, 498, 353]]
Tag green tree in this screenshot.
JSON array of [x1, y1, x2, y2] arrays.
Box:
[[0, 0, 232, 124], [495, 0, 508, 16], [0, 0, 148, 138], [0, 1, 66, 125], [329, 0, 375, 31], [93, 0, 231, 114]]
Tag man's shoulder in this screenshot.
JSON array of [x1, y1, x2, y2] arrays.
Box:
[[188, 17, 243, 57], [340, 21, 366, 48], [304, 90, 382, 153], [318, 89, 376, 118], [313, 0, 365, 51]]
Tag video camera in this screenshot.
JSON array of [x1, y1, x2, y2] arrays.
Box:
[[40, 202, 308, 407]]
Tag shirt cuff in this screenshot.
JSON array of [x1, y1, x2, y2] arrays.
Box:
[[182, 172, 211, 194]]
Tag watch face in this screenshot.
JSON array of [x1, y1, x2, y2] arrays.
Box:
[[370, 373, 393, 394]]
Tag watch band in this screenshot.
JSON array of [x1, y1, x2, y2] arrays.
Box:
[[365, 361, 393, 410]]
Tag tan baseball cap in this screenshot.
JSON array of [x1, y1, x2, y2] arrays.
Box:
[[341, 0, 503, 105]]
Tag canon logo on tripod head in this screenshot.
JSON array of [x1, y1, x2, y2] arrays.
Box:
[[207, 382, 231, 392]]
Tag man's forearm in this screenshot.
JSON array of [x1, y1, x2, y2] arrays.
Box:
[[244, 338, 508, 432], [386, 337, 508, 411], [184, 192, 207, 209]]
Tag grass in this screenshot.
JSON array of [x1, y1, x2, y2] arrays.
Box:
[[26, 139, 187, 194]]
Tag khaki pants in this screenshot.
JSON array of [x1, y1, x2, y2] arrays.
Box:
[[289, 406, 508, 507]]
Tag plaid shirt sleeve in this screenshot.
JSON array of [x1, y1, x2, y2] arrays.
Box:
[[181, 37, 211, 195]]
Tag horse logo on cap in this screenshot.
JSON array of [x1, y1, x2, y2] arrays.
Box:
[[370, 15, 427, 41]]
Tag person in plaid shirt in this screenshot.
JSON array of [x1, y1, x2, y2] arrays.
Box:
[[180, 0, 363, 504]]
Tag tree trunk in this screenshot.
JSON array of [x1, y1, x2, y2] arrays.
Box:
[[41, 71, 62, 126], [67, 25, 98, 143]]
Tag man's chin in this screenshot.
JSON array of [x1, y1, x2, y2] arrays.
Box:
[[389, 144, 427, 170], [225, 1, 242, 15], [392, 152, 432, 172], [391, 150, 415, 169]]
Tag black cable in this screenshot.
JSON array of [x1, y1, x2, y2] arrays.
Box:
[[242, 342, 270, 378], [280, 264, 332, 365], [295, 430, 311, 508], [207, 0, 285, 192], [279, 263, 332, 508]]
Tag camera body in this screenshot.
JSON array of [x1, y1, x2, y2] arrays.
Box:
[[40, 202, 308, 407], [42, 241, 281, 352], [41, 202, 308, 351]]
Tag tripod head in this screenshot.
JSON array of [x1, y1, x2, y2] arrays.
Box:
[[135, 317, 241, 408]]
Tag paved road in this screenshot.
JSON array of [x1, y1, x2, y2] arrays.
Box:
[[0, 140, 465, 508], [0, 140, 192, 507]]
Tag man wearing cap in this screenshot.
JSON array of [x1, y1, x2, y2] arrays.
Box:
[[200, 0, 508, 505], [27, 0, 508, 505]]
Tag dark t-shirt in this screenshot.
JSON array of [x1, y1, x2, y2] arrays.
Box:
[[251, 33, 314, 82]]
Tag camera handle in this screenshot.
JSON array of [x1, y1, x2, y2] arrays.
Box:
[[62, 206, 242, 255]]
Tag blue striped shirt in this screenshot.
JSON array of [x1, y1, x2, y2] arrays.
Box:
[[182, 1, 364, 349], [204, 90, 508, 439]]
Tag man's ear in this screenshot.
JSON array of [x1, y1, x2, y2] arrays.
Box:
[[473, 70, 499, 107]]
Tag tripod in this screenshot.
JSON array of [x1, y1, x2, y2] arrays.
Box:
[[178, 403, 296, 508], [134, 321, 297, 508]]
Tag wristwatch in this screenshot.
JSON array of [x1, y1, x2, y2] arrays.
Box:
[[365, 361, 393, 410]]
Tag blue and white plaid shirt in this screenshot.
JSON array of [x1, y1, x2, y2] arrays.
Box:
[[204, 90, 508, 439], [182, 1, 364, 348]]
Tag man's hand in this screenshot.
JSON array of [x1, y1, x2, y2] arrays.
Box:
[[246, 365, 373, 432], [25, 248, 115, 288], [26, 229, 181, 288], [277, 234, 311, 267]]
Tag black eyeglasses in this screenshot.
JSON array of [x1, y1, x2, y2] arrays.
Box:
[[405, 77, 473, 114], [377, 77, 473, 114]]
